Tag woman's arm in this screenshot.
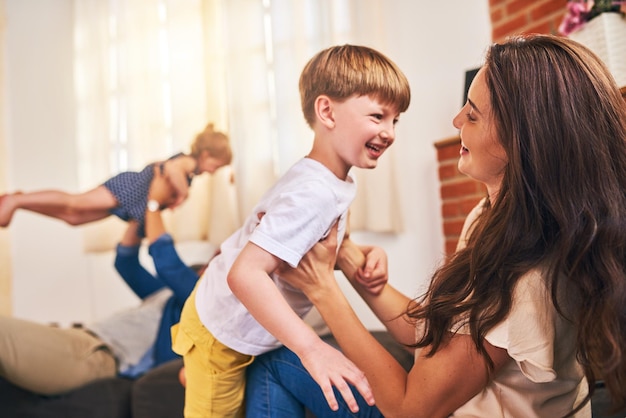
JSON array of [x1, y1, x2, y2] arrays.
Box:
[[336, 237, 416, 346], [280, 225, 510, 417]]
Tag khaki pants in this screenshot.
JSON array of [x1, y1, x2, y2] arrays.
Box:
[[172, 285, 254, 418], [0, 315, 116, 395]]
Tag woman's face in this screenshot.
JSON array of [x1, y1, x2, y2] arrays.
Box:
[[453, 68, 507, 197]]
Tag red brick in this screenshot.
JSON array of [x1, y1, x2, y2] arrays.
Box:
[[443, 219, 465, 236], [440, 180, 482, 199], [489, 0, 507, 7], [491, 8, 504, 24], [492, 14, 529, 39], [438, 163, 459, 181], [436, 143, 461, 161], [507, 0, 538, 16], [459, 195, 485, 214], [441, 202, 460, 218], [525, 20, 554, 35], [445, 240, 459, 255], [530, 0, 566, 21]]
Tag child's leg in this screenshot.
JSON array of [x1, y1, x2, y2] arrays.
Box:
[[183, 341, 253, 418], [0, 185, 117, 226], [172, 286, 254, 418]]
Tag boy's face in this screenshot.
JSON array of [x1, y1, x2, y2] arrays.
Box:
[[330, 94, 399, 171]]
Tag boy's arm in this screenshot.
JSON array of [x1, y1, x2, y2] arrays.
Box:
[[335, 210, 386, 295], [228, 242, 374, 413]]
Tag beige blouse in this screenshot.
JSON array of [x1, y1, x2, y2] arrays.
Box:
[[448, 200, 590, 417]]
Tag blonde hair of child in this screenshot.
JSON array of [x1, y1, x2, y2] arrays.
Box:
[[299, 44, 411, 128], [190, 123, 232, 164]]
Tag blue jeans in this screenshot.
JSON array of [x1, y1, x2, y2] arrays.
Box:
[[245, 345, 383, 418]]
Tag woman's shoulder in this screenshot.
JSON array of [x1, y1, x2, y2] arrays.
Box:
[[456, 198, 488, 251]]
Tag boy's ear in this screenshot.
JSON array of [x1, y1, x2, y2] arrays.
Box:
[[315, 95, 335, 129]]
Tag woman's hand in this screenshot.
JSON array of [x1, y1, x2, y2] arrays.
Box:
[[299, 338, 374, 412], [276, 221, 339, 299]]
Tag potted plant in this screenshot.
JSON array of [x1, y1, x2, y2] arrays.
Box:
[[559, 0, 625, 36], [559, 1, 626, 88]]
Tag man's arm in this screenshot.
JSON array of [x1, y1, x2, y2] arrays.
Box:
[[146, 174, 199, 302], [114, 221, 163, 299]]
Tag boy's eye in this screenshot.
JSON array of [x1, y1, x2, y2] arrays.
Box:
[[371, 113, 383, 120]]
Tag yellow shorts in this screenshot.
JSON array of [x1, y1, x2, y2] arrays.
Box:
[[172, 285, 254, 418]]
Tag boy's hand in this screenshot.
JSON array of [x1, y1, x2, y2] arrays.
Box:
[[336, 238, 365, 279], [299, 339, 375, 413], [337, 240, 388, 295], [354, 246, 388, 295]]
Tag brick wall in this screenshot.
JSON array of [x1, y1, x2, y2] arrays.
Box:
[[435, 0, 566, 254]]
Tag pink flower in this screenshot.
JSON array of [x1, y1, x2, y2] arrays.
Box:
[[559, 1, 626, 36], [558, 1, 593, 36]]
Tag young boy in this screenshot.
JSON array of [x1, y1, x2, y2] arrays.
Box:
[[172, 44, 411, 417]]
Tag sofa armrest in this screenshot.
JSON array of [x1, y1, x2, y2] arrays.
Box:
[[132, 358, 185, 418]]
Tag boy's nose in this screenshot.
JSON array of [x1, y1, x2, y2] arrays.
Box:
[[380, 134, 394, 148]]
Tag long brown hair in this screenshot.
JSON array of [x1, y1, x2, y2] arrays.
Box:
[[409, 34, 626, 413]]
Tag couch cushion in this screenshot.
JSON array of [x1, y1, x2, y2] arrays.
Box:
[[0, 376, 133, 418], [132, 358, 185, 418]]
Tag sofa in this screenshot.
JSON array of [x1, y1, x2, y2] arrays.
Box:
[[0, 331, 623, 418]]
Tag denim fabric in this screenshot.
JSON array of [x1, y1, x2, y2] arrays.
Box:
[[245, 345, 383, 418], [115, 233, 199, 368]]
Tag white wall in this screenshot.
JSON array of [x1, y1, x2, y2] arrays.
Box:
[[2, 0, 491, 330]]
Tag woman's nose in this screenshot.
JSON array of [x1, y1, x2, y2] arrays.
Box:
[[452, 109, 464, 129]]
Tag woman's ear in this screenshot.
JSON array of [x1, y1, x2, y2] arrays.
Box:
[[314, 95, 335, 129]]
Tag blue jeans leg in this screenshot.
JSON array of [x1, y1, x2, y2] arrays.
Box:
[[245, 346, 305, 418], [245, 346, 383, 418]]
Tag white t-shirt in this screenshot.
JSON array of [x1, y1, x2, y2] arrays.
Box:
[[450, 200, 590, 417], [196, 157, 357, 355]]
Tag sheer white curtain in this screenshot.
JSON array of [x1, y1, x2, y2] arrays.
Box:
[[75, 0, 238, 251], [75, 0, 402, 253], [215, 0, 403, 231]]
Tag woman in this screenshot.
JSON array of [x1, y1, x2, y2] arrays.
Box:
[[244, 34, 626, 417]]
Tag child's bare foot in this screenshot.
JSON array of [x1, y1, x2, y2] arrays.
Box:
[[0, 192, 19, 227]]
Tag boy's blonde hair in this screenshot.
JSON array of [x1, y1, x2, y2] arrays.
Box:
[[299, 44, 411, 128], [190, 123, 232, 164]]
